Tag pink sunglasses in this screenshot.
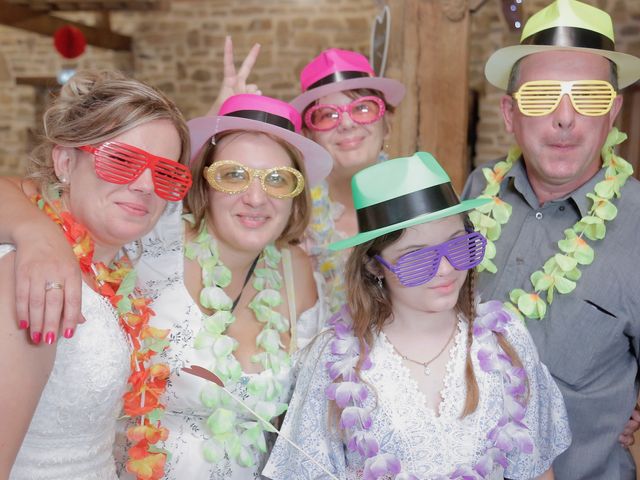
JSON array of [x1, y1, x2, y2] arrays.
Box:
[[304, 96, 386, 131]]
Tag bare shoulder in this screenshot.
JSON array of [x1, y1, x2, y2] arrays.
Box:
[[0, 251, 55, 474], [287, 245, 318, 314]]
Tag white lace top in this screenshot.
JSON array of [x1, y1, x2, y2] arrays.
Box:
[[117, 203, 326, 479], [2, 244, 130, 480], [263, 310, 571, 479]]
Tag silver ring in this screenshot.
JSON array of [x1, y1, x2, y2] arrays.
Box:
[[45, 281, 64, 292]]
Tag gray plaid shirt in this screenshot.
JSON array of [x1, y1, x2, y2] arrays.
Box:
[[463, 158, 640, 479]]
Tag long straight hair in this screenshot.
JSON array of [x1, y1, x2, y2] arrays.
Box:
[[342, 216, 525, 417]]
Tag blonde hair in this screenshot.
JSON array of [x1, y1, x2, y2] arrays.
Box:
[[186, 130, 311, 247], [27, 70, 190, 200], [342, 215, 526, 418]]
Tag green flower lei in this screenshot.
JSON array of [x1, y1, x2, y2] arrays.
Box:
[[470, 128, 632, 320], [183, 215, 291, 468]]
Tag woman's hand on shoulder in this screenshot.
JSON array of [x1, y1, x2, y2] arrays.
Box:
[[8, 179, 85, 343], [205, 36, 262, 117]]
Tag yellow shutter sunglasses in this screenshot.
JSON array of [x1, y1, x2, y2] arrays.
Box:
[[513, 80, 617, 117], [203, 160, 305, 199]]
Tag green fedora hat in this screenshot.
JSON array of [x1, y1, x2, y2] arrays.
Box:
[[485, 0, 640, 90], [329, 152, 490, 251]]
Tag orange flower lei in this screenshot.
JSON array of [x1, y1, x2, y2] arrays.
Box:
[[34, 196, 171, 480]]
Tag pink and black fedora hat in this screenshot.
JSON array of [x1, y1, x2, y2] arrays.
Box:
[[188, 94, 332, 186], [290, 48, 406, 112]]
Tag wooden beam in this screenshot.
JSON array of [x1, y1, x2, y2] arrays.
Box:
[[0, 0, 131, 51], [16, 76, 59, 88], [417, 0, 471, 192], [7, 0, 169, 11], [386, 0, 471, 192]]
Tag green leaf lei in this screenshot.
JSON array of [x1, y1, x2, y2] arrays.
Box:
[[470, 128, 632, 320], [183, 215, 291, 467]]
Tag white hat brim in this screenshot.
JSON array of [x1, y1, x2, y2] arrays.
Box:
[[485, 44, 640, 90], [290, 77, 406, 112], [188, 116, 332, 187]]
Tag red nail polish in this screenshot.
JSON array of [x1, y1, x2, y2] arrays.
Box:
[[63, 328, 74, 339], [32, 332, 42, 344], [45, 332, 56, 345], [19, 320, 29, 330]]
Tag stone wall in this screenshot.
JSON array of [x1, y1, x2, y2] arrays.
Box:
[[470, 0, 640, 167], [0, 0, 376, 175], [1, 0, 638, 175]]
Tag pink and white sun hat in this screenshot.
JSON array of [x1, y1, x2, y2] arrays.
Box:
[[188, 94, 333, 186], [290, 48, 406, 112]]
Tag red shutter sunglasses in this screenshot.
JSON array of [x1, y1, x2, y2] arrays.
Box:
[[79, 141, 192, 201]]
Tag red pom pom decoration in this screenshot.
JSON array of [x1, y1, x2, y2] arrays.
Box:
[[54, 25, 87, 59]]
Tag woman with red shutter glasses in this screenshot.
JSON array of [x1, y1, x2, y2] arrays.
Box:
[[0, 44, 331, 477], [292, 48, 406, 313], [0, 70, 191, 479]]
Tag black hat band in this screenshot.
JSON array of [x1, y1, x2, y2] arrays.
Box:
[[356, 183, 460, 233], [225, 110, 296, 132], [307, 70, 372, 90], [521, 25, 615, 51]]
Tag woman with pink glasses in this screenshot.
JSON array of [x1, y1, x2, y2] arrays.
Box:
[[0, 70, 191, 479], [292, 48, 405, 313]]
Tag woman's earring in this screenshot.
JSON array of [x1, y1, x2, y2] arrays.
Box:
[[377, 276, 384, 289]]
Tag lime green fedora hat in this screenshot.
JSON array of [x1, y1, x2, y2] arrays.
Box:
[[328, 152, 490, 251], [485, 0, 640, 90]]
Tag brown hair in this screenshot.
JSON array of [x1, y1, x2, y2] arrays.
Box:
[[27, 69, 190, 201], [185, 129, 311, 247], [342, 215, 526, 417]]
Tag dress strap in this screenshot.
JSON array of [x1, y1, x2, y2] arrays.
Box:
[[282, 248, 297, 354]]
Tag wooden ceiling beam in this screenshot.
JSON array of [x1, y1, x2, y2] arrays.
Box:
[[0, 0, 131, 51], [7, 0, 169, 11]]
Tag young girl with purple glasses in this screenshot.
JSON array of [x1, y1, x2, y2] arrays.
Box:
[[263, 152, 571, 480]]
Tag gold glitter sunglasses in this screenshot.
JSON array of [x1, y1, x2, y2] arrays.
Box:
[[203, 160, 305, 199], [513, 80, 617, 117]]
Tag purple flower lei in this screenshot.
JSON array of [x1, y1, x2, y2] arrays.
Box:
[[324, 300, 534, 480]]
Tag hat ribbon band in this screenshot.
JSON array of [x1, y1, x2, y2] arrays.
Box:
[[356, 183, 460, 233], [521, 25, 614, 51], [307, 70, 372, 91], [224, 110, 296, 133]]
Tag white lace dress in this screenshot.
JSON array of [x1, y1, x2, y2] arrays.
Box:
[[117, 203, 326, 479], [263, 306, 571, 479], [2, 244, 130, 480]]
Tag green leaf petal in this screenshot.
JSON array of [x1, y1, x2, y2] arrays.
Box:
[[531, 271, 553, 291], [553, 274, 577, 294], [509, 288, 526, 304], [207, 408, 236, 435], [565, 267, 582, 282], [203, 438, 225, 463], [554, 253, 578, 272], [200, 286, 233, 310]]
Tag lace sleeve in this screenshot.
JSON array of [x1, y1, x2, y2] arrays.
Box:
[[262, 332, 346, 480], [503, 318, 572, 479]]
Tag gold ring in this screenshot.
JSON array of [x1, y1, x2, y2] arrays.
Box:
[[45, 281, 64, 292]]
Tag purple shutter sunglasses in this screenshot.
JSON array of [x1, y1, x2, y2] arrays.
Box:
[[375, 231, 487, 287]]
